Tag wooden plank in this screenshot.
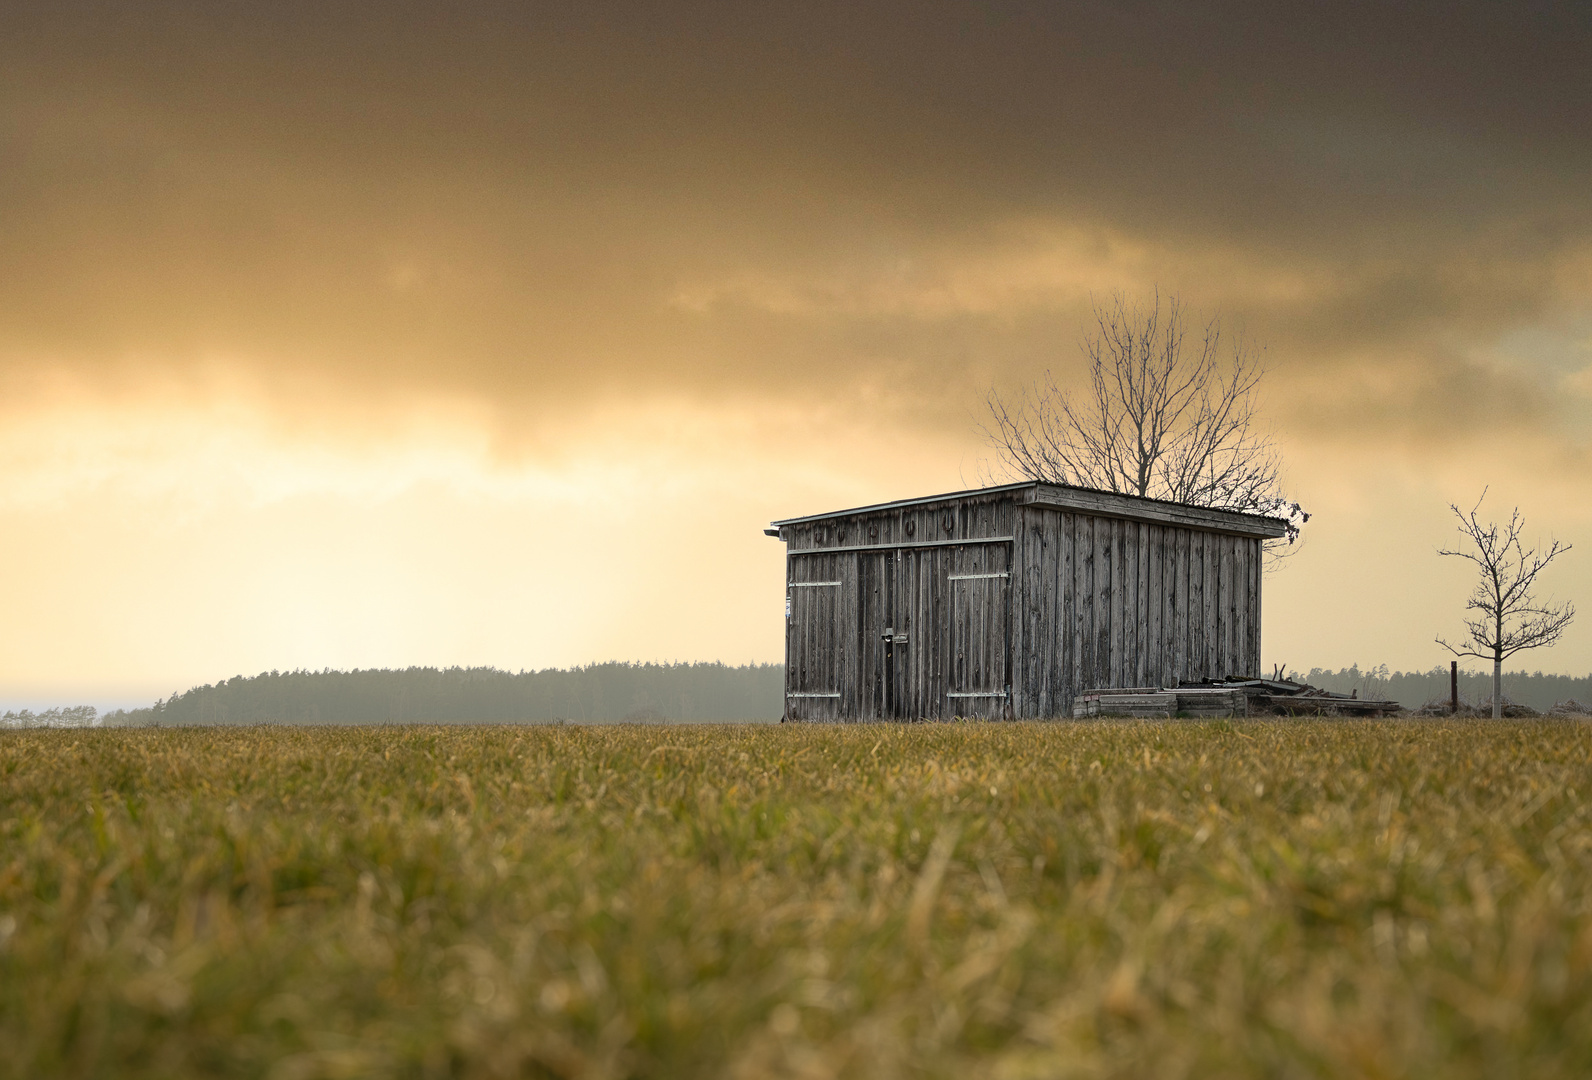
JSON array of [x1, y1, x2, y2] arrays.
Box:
[[1203, 533, 1219, 679], [1108, 519, 1120, 688], [1043, 511, 1061, 716], [901, 547, 915, 718], [1079, 514, 1096, 699], [1152, 525, 1165, 688], [1193, 534, 1204, 679], [1065, 511, 1080, 713], [1018, 508, 1045, 717], [1075, 690, 1177, 718], [1212, 535, 1227, 676], [926, 544, 942, 717], [788, 536, 1014, 556], [895, 548, 912, 718], [922, 546, 938, 718], [1250, 539, 1263, 676], [1224, 535, 1239, 677], [860, 551, 884, 720], [1132, 521, 1148, 689], [1110, 518, 1123, 690], [1172, 526, 1189, 685], [1094, 515, 1111, 691], [1118, 518, 1133, 689], [1231, 537, 1247, 677], [1205, 535, 1220, 678]]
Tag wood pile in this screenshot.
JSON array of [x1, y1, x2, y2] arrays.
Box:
[[1072, 677, 1400, 719]]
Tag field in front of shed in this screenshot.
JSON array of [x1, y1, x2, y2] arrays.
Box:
[[2, 719, 1590, 1079]]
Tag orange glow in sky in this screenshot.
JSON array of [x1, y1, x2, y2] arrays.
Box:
[[2, 3, 1588, 708]]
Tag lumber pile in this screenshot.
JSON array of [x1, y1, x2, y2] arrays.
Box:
[[1072, 677, 1400, 719]]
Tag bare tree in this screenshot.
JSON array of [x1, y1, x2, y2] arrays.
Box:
[[985, 290, 1307, 545], [1436, 491, 1575, 719]]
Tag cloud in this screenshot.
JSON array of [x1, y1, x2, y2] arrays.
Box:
[[2, 2, 1590, 688]]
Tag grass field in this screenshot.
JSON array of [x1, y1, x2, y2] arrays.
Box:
[[3, 720, 1591, 1079]]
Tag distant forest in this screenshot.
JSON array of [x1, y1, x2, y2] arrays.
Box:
[[73, 661, 1592, 728], [1288, 666, 1592, 713], [103, 663, 785, 726]]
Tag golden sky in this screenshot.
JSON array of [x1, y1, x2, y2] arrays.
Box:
[[3, 2, 1589, 707]]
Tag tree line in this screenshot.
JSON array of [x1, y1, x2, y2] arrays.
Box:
[[102, 663, 785, 726], [1288, 665, 1592, 713], [14, 663, 1588, 729], [2, 706, 99, 729]]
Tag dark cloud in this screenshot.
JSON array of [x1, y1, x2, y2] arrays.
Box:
[[2, 1, 1589, 433]]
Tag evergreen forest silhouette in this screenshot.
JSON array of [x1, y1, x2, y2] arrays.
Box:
[[102, 663, 784, 726], [77, 662, 1592, 727]]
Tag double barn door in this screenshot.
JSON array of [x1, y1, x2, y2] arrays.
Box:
[[786, 542, 1011, 721]]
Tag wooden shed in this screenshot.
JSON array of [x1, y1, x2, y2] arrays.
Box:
[[766, 482, 1290, 721]]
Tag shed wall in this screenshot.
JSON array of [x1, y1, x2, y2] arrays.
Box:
[[782, 493, 1263, 720], [1010, 505, 1261, 716], [784, 491, 1016, 721]]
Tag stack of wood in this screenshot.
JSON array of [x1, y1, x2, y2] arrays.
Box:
[[1072, 677, 1400, 719]]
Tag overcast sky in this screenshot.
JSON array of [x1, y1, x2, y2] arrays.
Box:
[[2, 1, 1588, 707]]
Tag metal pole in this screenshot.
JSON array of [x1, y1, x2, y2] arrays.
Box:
[[1451, 660, 1459, 715]]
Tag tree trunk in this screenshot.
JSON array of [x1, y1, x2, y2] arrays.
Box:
[[1492, 655, 1502, 720]]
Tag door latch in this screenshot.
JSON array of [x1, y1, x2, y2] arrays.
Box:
[[881, 627, 909, 643]]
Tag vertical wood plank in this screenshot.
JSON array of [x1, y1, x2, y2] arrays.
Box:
[[1131, 522, 1145, 687], [1192, 531, 1208, 680], [1197, 538, 1209, 681], [1042, 510, 1060, 715], [1243, 537, 1254, 675], [1126, 519, 1137, 685], [1250, 538, 1263, 676], [1144, 525, 1161, 689], [1102, 517, 1119, 688], [1173, 526, 1189, 685], [1079, 514, 1095, 694], [1097, 513, 1111, 691], [1113, 517, 1128, 688], [1021, 508, 1046, 717], [1229, 535, 1241, 675], [1065, 512, 1080, 708]]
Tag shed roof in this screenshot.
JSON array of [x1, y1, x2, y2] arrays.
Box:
[[769, 481, 1290, 540]]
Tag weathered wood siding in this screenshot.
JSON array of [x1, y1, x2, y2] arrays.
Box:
[[780, 487, 1267, 721], [783, 493, 1015, 721], [1008, 505, 1262, 716]]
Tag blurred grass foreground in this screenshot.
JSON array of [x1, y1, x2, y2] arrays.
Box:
[[2, 720, 1591, 1078]]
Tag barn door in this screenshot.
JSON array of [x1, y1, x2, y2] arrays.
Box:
[[853, 548, 921, 720], [947, 544, 1011, 718], [785, 553, 856, 721]]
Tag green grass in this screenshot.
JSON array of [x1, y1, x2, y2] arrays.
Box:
[[2, 720, 1591, 1079]]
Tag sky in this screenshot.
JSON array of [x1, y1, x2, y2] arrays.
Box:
[[2, 1, 1589, 710]]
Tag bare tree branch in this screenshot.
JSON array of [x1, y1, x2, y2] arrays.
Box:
[[984, 289, 1308, 555], [1436, 489, 1575, 718]]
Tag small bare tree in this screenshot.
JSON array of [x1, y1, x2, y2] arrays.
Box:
[[985, 290, 1306, 545], [1436, 491, 1575, 719]]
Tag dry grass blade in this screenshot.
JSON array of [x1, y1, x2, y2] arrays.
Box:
[[1, 719, 1590, 1079]]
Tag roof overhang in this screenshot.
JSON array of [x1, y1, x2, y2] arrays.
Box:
[[769, 481, 1289, 540]]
